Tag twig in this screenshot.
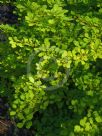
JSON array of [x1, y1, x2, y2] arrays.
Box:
[[0, 120, 9, 127]]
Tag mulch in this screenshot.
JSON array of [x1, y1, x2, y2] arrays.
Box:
[[0, 119, 12, 135]]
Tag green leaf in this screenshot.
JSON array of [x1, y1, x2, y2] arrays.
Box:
[[80, 119, 86, 127], [85, 122, 91, 131], [26, 113, 33, 120], [48, 19, 55, 24], [26, 121, 32, 129], [12, 104, 17, 109], [29, 76, 34, 83], [74, 125, 81, 132], [20, 94, 25, 100], [95, 116, 102, 123], [87, 91, 93, 96], [17, 113, 24, 120], [44, 38, 50, 47], [24, 108, 30, 114], [17, 123, 24, 128], [10, 111, 16, 116], [62, 51, 68, 58]]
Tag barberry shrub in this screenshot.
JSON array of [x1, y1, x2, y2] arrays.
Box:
[[0, 0, 102, 135]]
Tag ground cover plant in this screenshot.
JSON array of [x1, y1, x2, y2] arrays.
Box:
[[0, 0, 102, 135]]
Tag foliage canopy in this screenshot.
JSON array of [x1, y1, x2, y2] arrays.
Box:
[[0, 0, 102, 135]]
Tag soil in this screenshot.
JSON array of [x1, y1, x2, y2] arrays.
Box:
[[0, 4, 18, 24]]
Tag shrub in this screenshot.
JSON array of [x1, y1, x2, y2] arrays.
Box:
[[0, 0, 102, 135]]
